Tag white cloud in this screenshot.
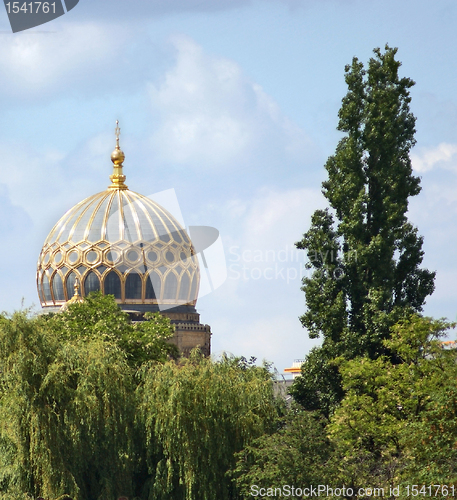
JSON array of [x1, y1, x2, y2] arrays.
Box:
[[411, 142, 457, 173], [149, 35, 316, 170], [241, 187, 325, 248], [216, 187, 326, 268], [0, 22, 129, 97], [1, 145, 66, 218], [0, 132, 115, 232], [196, 186, 326, 368], [0, 184, 32, 237], [196, 186, 326, 316]]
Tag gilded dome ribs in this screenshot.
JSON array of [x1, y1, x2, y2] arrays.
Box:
[[37, 185, 200, 308]]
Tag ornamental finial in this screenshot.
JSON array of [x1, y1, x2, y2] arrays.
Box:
[[115, 120, 120, 147], [73, 278, 80, 298], [60, 277, 84, 310], [109, 119, 128, 190]]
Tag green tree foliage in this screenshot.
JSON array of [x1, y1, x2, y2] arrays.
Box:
[[292, 46, 435, 415], [0, 297, 280, 499], [0, 309, 135, 500], [230, 316, 457, 499], [47, 291, 179, 367], [139, 353, 279, 500], [233, 405, 332, 496], [327, 315, 457, 493], [0, 294, 178, 499]]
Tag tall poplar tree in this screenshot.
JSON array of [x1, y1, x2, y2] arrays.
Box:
[[291, 46, 435, 415]]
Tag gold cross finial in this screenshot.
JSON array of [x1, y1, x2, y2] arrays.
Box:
[[115, 120, 120, 148], [109, 119, 128, 189]]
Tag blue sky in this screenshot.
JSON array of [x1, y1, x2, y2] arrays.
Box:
[[1, 0, 457, 372]]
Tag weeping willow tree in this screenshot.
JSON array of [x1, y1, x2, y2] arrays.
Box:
[[0, 293, 177, 499], [0, 309, 136, 500], [139, 353, 280, 500], [0, 296, 281, 499]]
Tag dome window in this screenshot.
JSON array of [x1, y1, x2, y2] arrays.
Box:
[[72, 206, 96, 242], [135, 202, 155, 242], [178, 272, 191, 301], [163, 272, 178, 300], [180, 230, 189, 243], [84, 272, 101, 296], [104, 271, 121, 299], [37, 277, 44, 303], [87, 195, 110, 242], [190, 273, 198, 302], [52, 273, 65, 301], [125, 273, 142, 300], [43, 275, 52, 302], [166, 251, 174, 263], [123, 201, 141, 242], [66, 273, 77, 301], [145, 272, 161, 300]]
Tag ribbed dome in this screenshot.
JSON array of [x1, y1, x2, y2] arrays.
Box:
[[37, 125, 199, 310]]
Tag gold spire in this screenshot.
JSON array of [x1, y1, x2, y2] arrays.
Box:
[[108, 120, 128, 190], [72, 278, 81, 299], [60, 278, 84, 310]]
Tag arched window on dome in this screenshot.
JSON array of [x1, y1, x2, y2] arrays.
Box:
[[104, 271, 121, 299], [37, 275, 44, 303], [84, 272, 100, 296], [125, 272, 142, 300], [145, 271, 161, 300], [190, 272, 199, 302], [66, 272, 77, 300], [178, 272, 191, 301], [52, 272, 65, 301], [163, 272, 178, 301], [43, 274, 52, 302]]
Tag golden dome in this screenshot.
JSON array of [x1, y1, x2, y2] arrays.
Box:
[[37, 123, 199, 311]]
